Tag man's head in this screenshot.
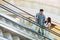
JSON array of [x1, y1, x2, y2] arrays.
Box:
[[39, 9, 44, 15]]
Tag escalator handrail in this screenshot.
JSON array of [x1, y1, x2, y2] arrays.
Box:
[[0, 5, 51, 40], [0, 4, 40, 27], [3, 0, 60, 27], [0, 4, 60, 38], [2, 0, 60, 37], [0, 13, 39, 40], [2, 0, 35, 17]]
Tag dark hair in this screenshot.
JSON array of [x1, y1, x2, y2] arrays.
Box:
[[40, 9, 44, 11], [47, 17, 51, 23]]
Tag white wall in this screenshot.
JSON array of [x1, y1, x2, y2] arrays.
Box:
[[9, 0, 60, 16]]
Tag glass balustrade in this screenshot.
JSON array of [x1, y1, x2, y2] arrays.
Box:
[[1, 0, 60, 40], [0, 4, 59, 39], [0, 7, 51, 40], [0, 0, 60, 40], [0, 13, 50, 40]]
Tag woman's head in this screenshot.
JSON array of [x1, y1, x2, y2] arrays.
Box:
[[47, 17, 51, 23]]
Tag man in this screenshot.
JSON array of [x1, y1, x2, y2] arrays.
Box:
[[36, 9, 45, 35]]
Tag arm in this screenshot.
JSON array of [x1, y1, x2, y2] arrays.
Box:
[[43, 15, 45, 23], [35, 13, 39, 21], [48, 23, 51, 29]]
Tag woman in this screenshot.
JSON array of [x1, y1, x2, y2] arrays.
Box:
[[45, 17, 55, 40], [45, 17, 51, 29]]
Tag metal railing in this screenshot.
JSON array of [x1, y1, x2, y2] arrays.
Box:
[[0, 4, 51, 40], [1, 0, 60, 38]]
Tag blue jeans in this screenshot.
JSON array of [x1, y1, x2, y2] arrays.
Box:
[[38, 26, 44, 36]]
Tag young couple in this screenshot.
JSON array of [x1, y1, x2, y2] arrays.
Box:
[[36, 9, 52, 39]]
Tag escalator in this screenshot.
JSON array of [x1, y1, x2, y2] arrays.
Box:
[[0, 4, 51, 40], [0, 0, 60, 39], [1, 0, 60, 39], [0, 4, 60, 40], [0, 13, 33, 40]]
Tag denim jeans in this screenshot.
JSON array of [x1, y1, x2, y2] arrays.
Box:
[[38, 26, 44, 36]]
